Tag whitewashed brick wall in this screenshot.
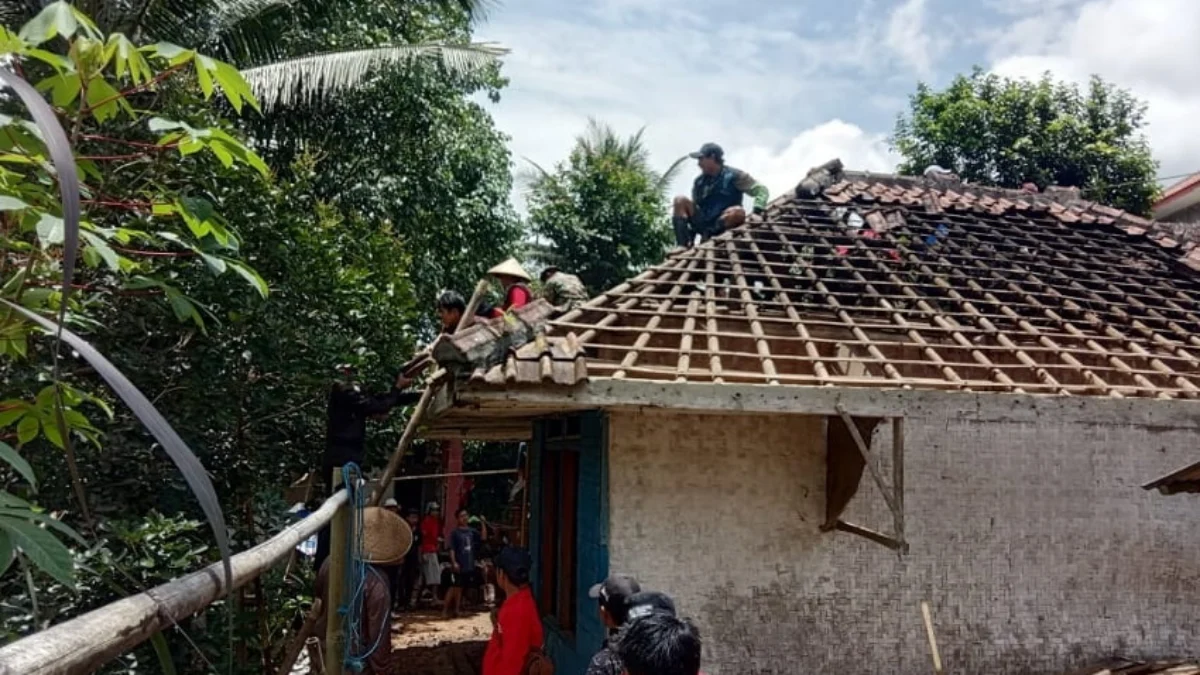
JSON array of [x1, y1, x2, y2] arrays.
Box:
[[606, 409, 1200, 675]]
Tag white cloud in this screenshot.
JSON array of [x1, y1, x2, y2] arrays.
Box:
[[479, 2, 922, 213], [738, 121, 899, 200], [885, 0, 940, 77], [989, 0, 1200, 179]]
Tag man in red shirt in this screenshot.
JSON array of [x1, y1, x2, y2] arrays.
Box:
[[484, 258, 533, 318], [483, 547, 544, 675], [419, 502, 443, 605]]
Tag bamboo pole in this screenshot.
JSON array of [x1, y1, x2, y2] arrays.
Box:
[[275, 599, 323, 675], [325, 471, 348, 675], [0, 490, 348, 675], [368, 278, 488, 507], [921, 601, 944, 675], [369, 369, 447, 507]]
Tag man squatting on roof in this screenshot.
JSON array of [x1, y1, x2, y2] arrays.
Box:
[[672, 142, 769, 249]]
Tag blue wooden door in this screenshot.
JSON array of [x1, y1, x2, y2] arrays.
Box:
[[529, 411, 608, 675]]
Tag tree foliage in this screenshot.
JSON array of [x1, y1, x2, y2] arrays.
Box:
[[892, 69, 1159, 214], [0, 0, 519, 672], [526, 120, 678, 294], [0, 0, 507, 109]]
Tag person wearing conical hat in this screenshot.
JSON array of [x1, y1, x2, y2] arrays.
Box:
[[482, 258, 533, 319], [313, 506, 413, 674]]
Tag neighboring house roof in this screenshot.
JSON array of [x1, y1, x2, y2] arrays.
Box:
[[1153, 172, 1200, 222], [1142, 460, 1200, 496], [427, 160, 1200, 439]]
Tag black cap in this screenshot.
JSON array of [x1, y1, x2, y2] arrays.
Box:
[[499, 542, 532, 576], [589, 575, 641, 616], [689, 142, 724, 160], [625, 591, 677, 620]]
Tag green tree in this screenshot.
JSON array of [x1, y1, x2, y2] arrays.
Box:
[[526, 120, 682, 294], [0, 0, 506, 109], [892, 69, 1159, 214]]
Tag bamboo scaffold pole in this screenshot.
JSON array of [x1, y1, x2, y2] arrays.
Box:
[[0, 490, 349, 675], [368, 278, 489, 507]]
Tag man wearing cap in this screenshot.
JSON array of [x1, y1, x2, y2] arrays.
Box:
[[540, 265, 588, 313], [484, 547, 546, 675], [585, 575, 642, 675], [672, 142, 769, 248]]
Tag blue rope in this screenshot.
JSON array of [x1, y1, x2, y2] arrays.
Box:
[[338, 463, 390, 673]]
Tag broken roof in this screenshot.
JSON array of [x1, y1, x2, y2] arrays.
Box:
[[427, 160, 1200, 438]]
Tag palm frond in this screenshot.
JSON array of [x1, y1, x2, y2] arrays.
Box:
[[240, 41, 508, 110], [516, 156, 552, 188], [656, 154, 691, 196]]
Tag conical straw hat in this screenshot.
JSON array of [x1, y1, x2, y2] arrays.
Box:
[[361, 506, 412, 564], [487, 258, 532, 282]]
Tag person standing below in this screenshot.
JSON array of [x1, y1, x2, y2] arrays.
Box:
[[482, 258, 533, 319], [540, 265, 588, 313], [483, 547, 547, 675], [445, 507, 487, 618], [584, 575, 642, 675], [398, 507, 422, 610], [671, 142, 769, 249], [315, 366, 419, 572], [313, 507, 408, 675], [419, 502, 443, 605], [615, 612, 704, 675]]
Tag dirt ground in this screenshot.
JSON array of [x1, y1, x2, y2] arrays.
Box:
[[390, 609, 492, 675]]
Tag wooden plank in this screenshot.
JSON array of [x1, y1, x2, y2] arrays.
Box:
[[835, 405, 898, 516], [456, 379, 1200, 428], [0, 491, 348, 675], [834, 520, 904, 551], [893, 417, 905, 548], [325, 472, 347, 675]]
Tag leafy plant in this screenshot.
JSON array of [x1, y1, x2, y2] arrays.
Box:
[[0, 1, 270, 590], [892, 68, 1159, 214], [525, 120, 680, 293]]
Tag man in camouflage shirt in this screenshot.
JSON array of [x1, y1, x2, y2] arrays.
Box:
[[540, 266, 589, 312]]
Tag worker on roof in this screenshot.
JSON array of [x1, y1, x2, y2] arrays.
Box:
[[540, 265, 588, 313], [437, 289, 467, 333], [480, 258, 533, 319], [672, 142, 769, 249]]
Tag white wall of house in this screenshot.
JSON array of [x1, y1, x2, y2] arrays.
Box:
[[606, 408, 1200, 674]]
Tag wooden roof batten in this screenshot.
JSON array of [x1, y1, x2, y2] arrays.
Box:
[[427, 159, 1200, 436]]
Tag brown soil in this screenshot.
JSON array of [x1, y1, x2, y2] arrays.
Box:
[[389, 608, 492, 675]]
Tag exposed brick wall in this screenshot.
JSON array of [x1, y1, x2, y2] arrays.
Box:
[[606, 409, 1200, 675]]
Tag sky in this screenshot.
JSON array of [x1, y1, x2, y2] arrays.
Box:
[[474, 0, 1200, 211]]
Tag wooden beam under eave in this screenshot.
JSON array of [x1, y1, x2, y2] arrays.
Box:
[[456, 379, 1200, 428], [834, 519, 908, 552]]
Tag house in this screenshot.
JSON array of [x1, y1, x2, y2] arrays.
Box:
[[1153, 173, 1200, 223], [427, 160, 1200, 674]]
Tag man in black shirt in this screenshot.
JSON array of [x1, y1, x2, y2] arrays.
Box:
[[585, 575, 642, 675], [315, 365, 421, 571]]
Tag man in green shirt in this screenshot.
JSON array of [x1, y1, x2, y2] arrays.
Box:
[[672, 142, 769, 248], [540, 265, 589, 312]]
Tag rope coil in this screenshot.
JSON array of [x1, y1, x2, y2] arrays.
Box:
[[338, 463, 389, 672]]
